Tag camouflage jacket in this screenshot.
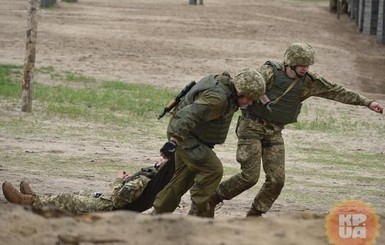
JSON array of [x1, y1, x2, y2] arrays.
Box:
[[110, 166, 158, 209], [259, 61, 372, 106]]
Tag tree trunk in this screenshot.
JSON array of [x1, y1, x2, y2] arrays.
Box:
[[22, 0, 39, 112]]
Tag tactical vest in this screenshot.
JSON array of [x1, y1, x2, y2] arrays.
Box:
[[249, 61, 304, 124], [175, 73, 238, 147]]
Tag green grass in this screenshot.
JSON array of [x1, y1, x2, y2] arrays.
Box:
[[0, 64, 177, 125]]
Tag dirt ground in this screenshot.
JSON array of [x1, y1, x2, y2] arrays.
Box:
[[0, 0, 385, 244]]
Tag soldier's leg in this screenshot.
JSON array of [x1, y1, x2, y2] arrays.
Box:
[[250, 129, 285, 214], [217, 117, 263, 200], [33, 191, 114, 215], [153, 151, 195, 213], [185, 145, 223, 215]]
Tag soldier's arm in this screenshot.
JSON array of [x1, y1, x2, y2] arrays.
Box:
[[301, 72, 373, 107], [111, 176, 151, 207], [168, 90, 228, 141]]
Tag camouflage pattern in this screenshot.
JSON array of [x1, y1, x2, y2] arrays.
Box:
[[260, 62, 373, 106], [284, 42, 315, 66], [32, 175, 151, 215], [215, 59, 373, 215], [111, 175, 151, 208], [233, 68, 266, 100], [216, 116, 285, 213]]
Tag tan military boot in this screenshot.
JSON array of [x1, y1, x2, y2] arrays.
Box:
[[20, 179, 36, 196], [207, 191, 223, 218], [2, 181, 35, 205]]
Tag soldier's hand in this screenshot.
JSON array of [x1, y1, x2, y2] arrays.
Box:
[[160, 140, 177, 159], [117, 170, 130, 179], [369, 101, 384, 114]]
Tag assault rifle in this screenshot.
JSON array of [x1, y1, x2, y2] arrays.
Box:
[[158, 81, 196, 119]]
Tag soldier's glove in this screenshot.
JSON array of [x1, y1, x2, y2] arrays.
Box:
[[160, 140, 177, 158]]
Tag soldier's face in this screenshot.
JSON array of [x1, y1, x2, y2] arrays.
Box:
[[237, 96, 254, 107], [295, 65, 309, 77]]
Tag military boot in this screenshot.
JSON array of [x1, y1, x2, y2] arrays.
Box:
[[207, 191, 223, 218], [2, 181, 35, 205], [246, 206, 263, 218], [20, 180, 36, 196], [188, 202, 209, 217]]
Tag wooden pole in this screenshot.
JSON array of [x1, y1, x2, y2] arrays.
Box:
[[21, 0, 39, 112]]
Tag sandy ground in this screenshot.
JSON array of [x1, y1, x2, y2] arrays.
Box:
[[0, 0, 385, 244]]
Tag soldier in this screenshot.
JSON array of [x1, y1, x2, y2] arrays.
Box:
[[2, 157, 175, 215], [153, 68, 266, 217], [208, 42, 384, 218]]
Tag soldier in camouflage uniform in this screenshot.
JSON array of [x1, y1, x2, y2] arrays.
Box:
[[2, 163, 164, 215], [153, 68, 266, 217], [208, 42, 384, 218]]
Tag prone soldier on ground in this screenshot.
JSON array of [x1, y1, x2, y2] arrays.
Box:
[[2, 156, 175, 215]]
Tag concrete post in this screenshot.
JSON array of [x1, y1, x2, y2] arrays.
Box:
[[363, 0, 380, 35], [351, 0, 359, 20], [358, 0, 365, 32], [377, 0, 385, 43]]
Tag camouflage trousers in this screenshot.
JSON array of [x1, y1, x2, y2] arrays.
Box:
[[32, 191, 114, 215], [32, 175, 151, 215], [217, 116, 285, 213], [153, 144, 223, 215]]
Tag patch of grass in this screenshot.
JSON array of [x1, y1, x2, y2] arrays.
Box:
[[223, 165, 240, 176], [37, 66, 63, 80], [0, 65, 177, 125], [0, 64, 23, 97], [64, 71, 97, 82]]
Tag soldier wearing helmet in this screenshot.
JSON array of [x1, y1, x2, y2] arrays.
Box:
[[153, 69, 265, 217], [208, 42, 383, 218]]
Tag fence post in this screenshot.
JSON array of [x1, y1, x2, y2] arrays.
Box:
[[21, 0, 39, 112]]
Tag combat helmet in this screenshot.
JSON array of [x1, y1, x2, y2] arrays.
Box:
[[233, 68, 266, 100], [284, 42, 315, 66]]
